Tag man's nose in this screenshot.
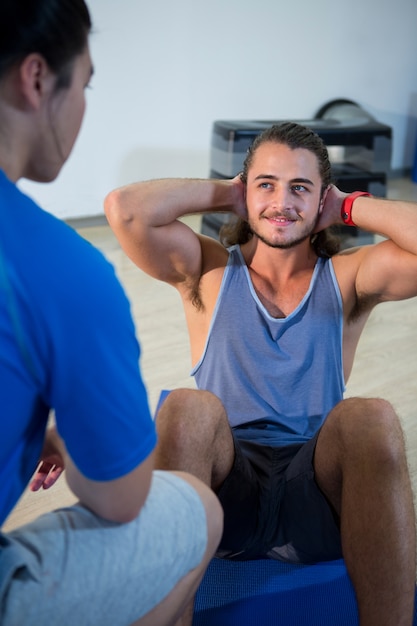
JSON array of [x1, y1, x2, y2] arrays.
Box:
[[271, 186, 290, 210]]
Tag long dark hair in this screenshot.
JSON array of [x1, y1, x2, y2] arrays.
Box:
[[0, 0, 92, 88], [220, 122, 340, 257]]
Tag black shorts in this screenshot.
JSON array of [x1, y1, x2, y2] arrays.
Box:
[[216, 430, 342, 563]]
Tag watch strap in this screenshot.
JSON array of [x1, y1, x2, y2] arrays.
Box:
[[341, 191, 371, 226]]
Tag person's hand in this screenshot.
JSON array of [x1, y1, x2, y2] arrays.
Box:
[[29, 426, 65, 491], [314, 184, 348, 233], [231, 174, 248, 220]]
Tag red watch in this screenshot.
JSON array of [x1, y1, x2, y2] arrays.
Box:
[[341, 191, 371, 226]]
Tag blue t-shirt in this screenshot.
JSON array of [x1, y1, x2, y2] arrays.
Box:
[[0, 170, 156, 525]]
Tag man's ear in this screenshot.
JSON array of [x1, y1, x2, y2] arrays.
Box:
[[19, 53, 52, 110], [319, 185, 331, 214]]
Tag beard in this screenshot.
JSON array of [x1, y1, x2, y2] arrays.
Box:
[[248, 211, 320, 250], [254, 230, 311, 249]]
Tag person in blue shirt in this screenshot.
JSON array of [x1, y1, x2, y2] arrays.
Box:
[[0, 2, 222, 625], [106, 122, 417, 626]]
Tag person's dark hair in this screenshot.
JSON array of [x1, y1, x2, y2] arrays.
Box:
[[0, 0, 92, 89], [220, 122, 341, 257]]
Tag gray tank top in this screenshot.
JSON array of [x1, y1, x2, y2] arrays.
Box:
[[191, 245, 345, 445]]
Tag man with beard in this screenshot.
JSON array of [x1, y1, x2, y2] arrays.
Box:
[[105, 122, 417, 626]]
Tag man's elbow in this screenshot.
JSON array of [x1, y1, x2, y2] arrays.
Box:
[[78, 483, 150, 525], [104, 188, 133, 230], [67, 455, 154, 525]]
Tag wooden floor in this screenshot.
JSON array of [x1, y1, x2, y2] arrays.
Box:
[[4, 177, 417, 535]]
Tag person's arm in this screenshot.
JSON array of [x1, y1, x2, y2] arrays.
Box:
[[322, 186, 417, 302], [64, 448, 154, 524], [31, 425, 154, 523], [104, 176, 247, 288]]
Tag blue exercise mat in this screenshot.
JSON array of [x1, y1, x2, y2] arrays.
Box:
[[194, 557, 417, 625]]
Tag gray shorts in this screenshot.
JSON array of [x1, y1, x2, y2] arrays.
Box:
[[216, 430, 342, 563], [0, 471, 207, 626]]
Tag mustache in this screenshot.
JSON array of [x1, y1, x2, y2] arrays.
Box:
[[263, 210, 299, 220]]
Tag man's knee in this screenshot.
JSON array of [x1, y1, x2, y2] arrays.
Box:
[[155, 388, 227, 442], [315, 397, 408, 512], [326, 397, 407, 466], [154, 389, 234, 486]]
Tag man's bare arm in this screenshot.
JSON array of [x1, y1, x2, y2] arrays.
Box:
[[323, 187, 417, 302], [104, 176, 246, 288], [64, 450, 154, 524]]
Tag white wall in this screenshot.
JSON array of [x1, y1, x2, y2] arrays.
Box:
[[20, 0, 417, 219]]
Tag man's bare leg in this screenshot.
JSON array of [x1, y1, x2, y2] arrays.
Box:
[[315, 397, 416, 626], [154, 388, 235, 489]]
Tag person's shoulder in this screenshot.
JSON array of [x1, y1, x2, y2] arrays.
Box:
[[198, 233, 229, 271], [35, 210, 115, 289], [3, 177, 104, 264], [8, 187, 124, 312], [330, 244, 374, 303], [331, 244, 372, 268], [180, 234, 229, 312]]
